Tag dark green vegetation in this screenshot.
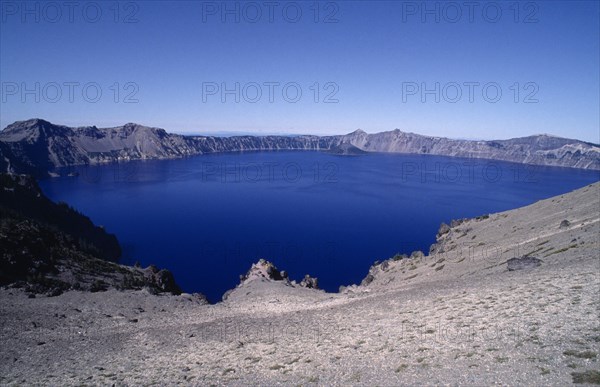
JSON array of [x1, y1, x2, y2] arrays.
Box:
[[0, 173, 181, 296], [1, 173, 121, 261]]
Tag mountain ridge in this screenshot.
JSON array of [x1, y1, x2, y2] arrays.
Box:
[[1, 118, 599, 176]]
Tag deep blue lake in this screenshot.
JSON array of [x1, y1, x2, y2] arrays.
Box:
[[39, 152, 599, 302]]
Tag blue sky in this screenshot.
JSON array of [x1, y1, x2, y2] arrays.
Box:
[[1, 0, 598, 142]]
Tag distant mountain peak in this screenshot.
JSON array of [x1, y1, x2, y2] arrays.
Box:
[[22, 118, 50, 126], [123, 122, 142, 128], [1, 118, 73, 141], [348, 129, 366, 135], [2, 118, 48, 132]]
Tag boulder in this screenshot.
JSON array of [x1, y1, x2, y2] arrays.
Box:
[[299, 274, 319, 289], [239, 259, 286, 283], [143, 265, 182, 294], [223, 259, 321, 299], [507, 256, 542, 271], [360, 273, 375, 286], [450, 218, 467, 228], [437, 222, 451, 237], [221, 288, 234, 301], [379, 260, 390, 271]]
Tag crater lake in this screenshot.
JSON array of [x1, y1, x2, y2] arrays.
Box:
[[39, 151, 600, 302]]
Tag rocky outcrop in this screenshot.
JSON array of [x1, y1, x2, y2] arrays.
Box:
[[0, 214, 183, 296], [142, 265, 182, 294], [326, 141, 367, 155], [223, 259, 320, 300], [437, 223, 451, 237], [1, 119, 598, 177], [299, 274, 319, 289], [238, 259, 287, 283], [0, 173, 184, 297]]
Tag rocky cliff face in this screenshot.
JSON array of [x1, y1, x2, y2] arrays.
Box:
[[0, 119, 201, 175], [1, 119, 598, 176], [344, 129, 600, 169]]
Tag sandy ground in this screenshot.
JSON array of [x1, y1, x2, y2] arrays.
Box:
[[1, 182, 599, 386]]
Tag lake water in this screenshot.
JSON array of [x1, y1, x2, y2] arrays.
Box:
[[39, 152, 599, 302]]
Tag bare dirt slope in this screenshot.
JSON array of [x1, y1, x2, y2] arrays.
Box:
[[1, 182, 599, 385]]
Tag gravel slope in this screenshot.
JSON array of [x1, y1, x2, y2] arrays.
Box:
[[1, 182, 598, 385]]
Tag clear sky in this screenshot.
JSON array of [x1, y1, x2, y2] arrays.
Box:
[[1, 0, 598, 142]]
